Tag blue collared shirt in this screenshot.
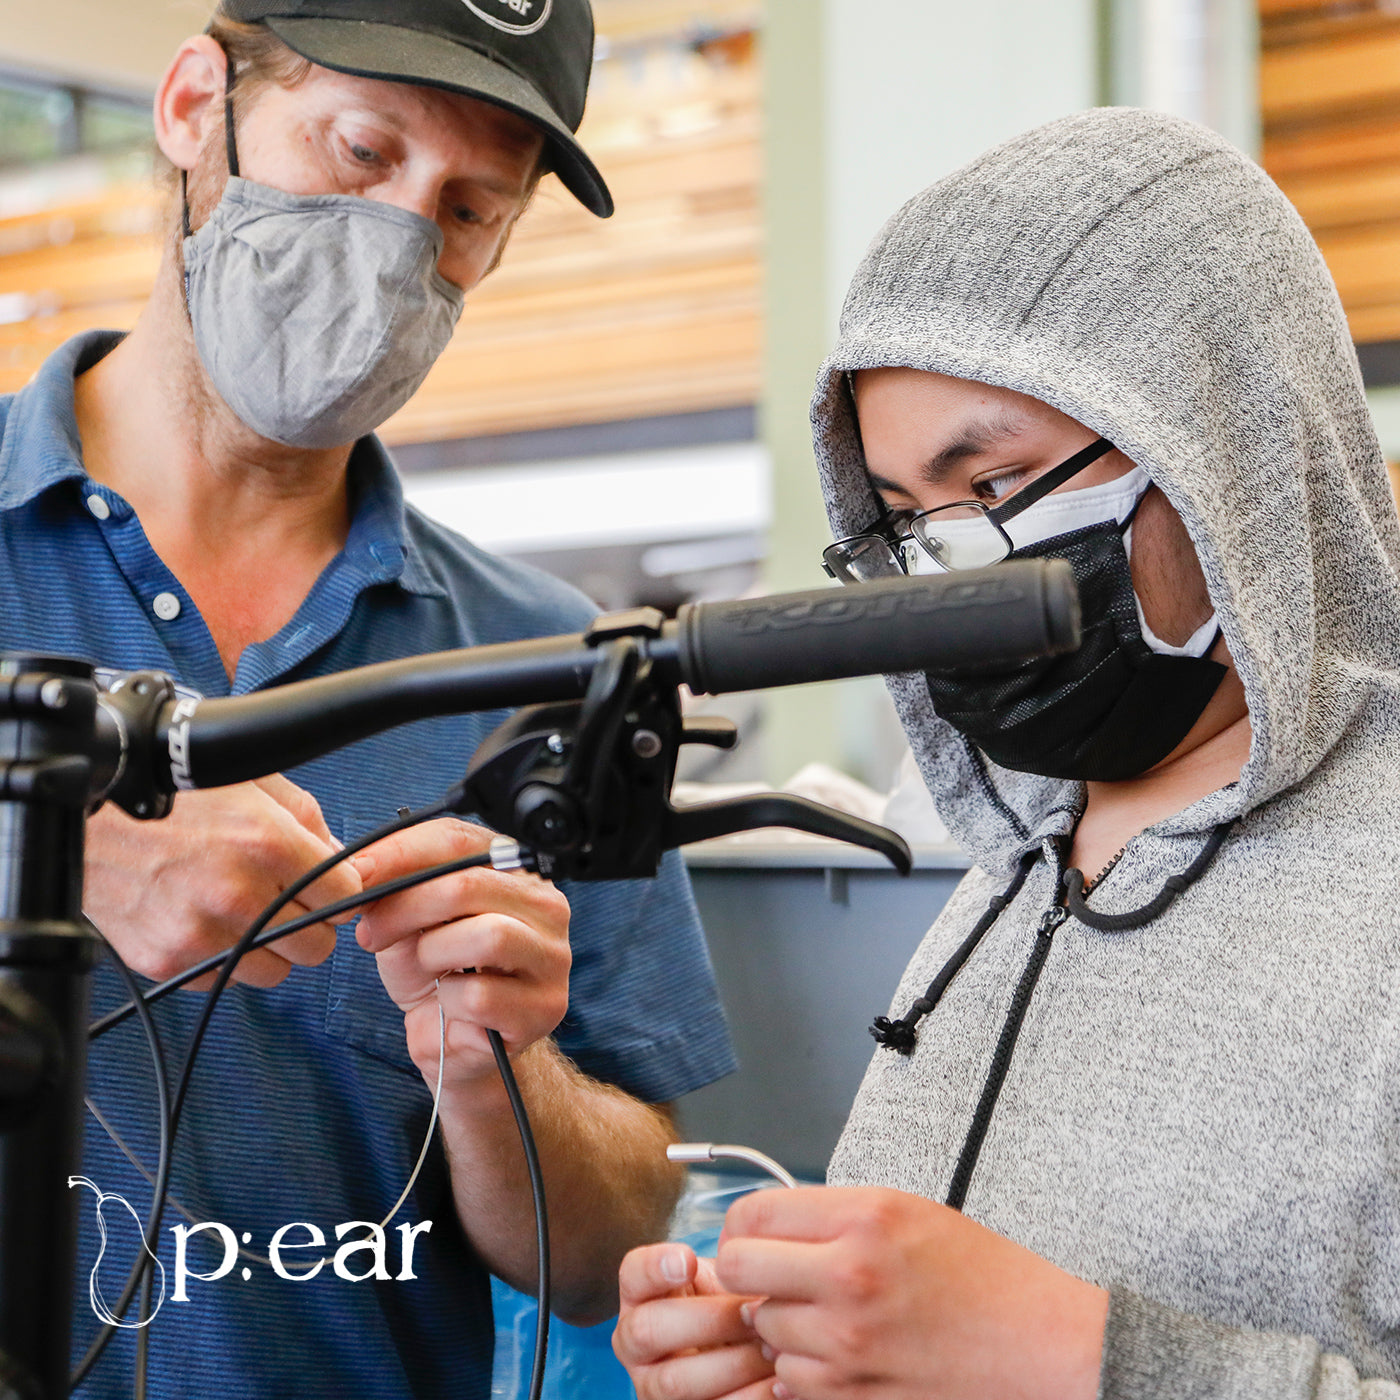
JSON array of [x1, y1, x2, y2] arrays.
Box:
[[0, 332, 736, 1399]]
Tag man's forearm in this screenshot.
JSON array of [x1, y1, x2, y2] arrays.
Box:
[[437, 1038, 684, 1324]]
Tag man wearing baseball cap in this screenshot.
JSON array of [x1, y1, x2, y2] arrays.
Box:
[[0, 3, 736, 1394]]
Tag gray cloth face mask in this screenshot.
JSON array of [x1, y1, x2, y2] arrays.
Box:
[[183, 176, 465, 449]]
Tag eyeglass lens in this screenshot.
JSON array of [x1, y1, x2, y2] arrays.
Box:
[[823, 436, 1115, 583], [909, 506, 1009, 571], [822, 534, 905, 582]]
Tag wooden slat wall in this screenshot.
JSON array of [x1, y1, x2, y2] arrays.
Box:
[[0, 7, 762, 444], [1261, 1, 1400, 345]]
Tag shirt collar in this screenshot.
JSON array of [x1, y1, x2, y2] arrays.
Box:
[[344, 435, 445, 599], [0, 330, 122, 510], [0, 330, 444, 600]]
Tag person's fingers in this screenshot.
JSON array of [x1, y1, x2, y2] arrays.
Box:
[[716, 1239, 832, 1308], [439, 965, 566, 1045], [84, 782, 357, 988], [722, 1187, 858, 1246], [629, 1342, 774, 1400], [259, 898, 340, 968], [353, 822, 567, 955], [741, 1298, 833, 1364], [356, 850, 568, 955], [415, 913, 568, 986], [254, 773, 337, 847], [243, 778, 361, 910], [620, 1244, 698, 1307], [179, 943, 291, 991], [773, 1350, 843, 1400], [175, 900, 338, 990], [616, 1292, 758, 1364], [351, 818, 492, 887]]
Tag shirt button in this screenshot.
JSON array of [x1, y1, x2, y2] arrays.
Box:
[[152, 592, 181, 621], [85, 493, 111, 521]]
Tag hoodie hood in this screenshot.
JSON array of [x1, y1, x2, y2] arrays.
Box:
[[813, 106, 1400, 876]]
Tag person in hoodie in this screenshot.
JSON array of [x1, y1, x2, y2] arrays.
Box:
[[612, 106, 1400, 1400]]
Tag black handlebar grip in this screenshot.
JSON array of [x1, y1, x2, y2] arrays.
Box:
[[671, 559, 1081, 696]]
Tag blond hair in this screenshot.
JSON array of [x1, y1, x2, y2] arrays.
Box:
[[207, 12, 313, 115]]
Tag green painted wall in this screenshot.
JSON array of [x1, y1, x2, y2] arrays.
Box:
[[758, 0, 1100, 785]]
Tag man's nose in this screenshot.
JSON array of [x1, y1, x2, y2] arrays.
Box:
[[370, 175, 445, 230]]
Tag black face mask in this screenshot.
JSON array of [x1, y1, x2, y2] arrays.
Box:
[[924, 516, 1226, 782]]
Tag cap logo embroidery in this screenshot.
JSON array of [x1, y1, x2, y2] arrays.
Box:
[[461, 0, 553, 36]]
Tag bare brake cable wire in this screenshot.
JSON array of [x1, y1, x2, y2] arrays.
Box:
[[87, 989, 446, 1270], [71, 797, 455, 1388], [74, 798, 551, 1400]]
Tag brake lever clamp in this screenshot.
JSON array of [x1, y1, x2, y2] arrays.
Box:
[[447, 631, 911, 881]]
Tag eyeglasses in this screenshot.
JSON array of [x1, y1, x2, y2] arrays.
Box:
[[822, 437, 1114, 584]]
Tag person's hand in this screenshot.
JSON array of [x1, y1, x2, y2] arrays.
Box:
[[715, 1186, 1109, 1400], [613, 1241, 774, 1400], [351, 819, 572, 1091], [84, 774, 362, 988]]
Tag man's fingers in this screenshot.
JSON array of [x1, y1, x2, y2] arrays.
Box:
[[351, 818, 492, 888], [356, 873, 531, 950], [254, 773, 338, 847], [356, 864, 566, 946], [214, 945, 294, 990], [244, 777, 361, 910], [260, 902, 339, 968], [385, 957, 567, 1051], [740, 1298, 830, 1364]]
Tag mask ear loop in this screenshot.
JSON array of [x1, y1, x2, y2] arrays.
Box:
[[1117, 472, 1155, 536], [180, 47, 240, 242], [222, 49, 241, 179]]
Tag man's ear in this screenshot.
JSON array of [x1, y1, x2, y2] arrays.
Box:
[[154, 36, 230, 173]]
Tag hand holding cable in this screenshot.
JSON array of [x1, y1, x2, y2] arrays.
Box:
[[84, 775, 360, 988], [351, 817, 573, 1092]]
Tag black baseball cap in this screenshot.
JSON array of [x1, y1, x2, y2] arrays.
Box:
[[219, 0, 613, 216]]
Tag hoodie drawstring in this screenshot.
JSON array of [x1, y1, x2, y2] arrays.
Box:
[[1062, 819, 1233, 930], [869, 818, 1237, 1208]]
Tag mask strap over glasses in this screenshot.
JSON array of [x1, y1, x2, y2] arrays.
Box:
[[985, 436, 1114, 527]]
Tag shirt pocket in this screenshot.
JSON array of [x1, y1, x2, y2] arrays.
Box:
[[322, 810, 422, 1078]]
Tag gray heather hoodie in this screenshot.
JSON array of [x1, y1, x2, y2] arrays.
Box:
[[817, 108, 1400, 1398]]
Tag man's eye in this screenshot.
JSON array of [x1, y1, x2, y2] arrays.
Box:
[[348, 143, 379, 163], [882, 509, 916, 534], [452, 205, 485, 226]]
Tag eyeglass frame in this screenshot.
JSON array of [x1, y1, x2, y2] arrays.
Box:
[[821, 436, 1116, 582]]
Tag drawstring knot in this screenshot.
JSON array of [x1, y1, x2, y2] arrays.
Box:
[[869, 1016, 920, 1054]]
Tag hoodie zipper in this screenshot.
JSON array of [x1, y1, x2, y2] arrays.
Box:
[[945, 859, 1069, 1213]]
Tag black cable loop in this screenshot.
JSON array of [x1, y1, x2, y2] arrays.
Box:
[[871, 848, 1039, 1055], [73, 798, 454, 1384], [1062, 819, 1234, 931]]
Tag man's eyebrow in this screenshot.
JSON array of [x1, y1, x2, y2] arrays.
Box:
[[338, 106, 536, 200], [867, 411, 1027, 495]]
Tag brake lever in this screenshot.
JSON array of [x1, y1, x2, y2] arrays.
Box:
[[662, 792, 912, 875]]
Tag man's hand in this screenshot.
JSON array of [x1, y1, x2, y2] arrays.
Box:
[[351, 818, 572, 1091], [613, 1242, 774, 1400], [715, 1186, 1109, 1400], [85, 774, 362, 988]]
